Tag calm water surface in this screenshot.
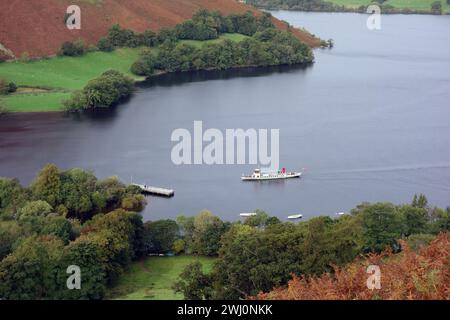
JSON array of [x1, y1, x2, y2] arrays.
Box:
[[1, 12, 450, 221]]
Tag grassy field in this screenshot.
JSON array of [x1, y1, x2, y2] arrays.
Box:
[[182, 33, 249, 48], [0, 48, 143, 112], [0, 34, 247, 112], [107, 256, 216, 300], [329, 0, 450, 12]]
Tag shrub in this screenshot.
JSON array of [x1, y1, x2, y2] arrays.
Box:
[[0, 80, 17, 95], [431, 1, 443, 14], [97, 37, 114, 52], [59, 40, 85, 56], [62, 90, 87, 112], [130, 51, 156, 76]]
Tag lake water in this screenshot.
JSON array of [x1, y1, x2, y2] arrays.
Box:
[[1, 12, 450, 221]]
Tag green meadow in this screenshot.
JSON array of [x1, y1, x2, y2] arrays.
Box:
[[329, 0, 450, 12], [107, 256, 216, 300], [181, 33, 249, 48], [0, 34, 248, 112]]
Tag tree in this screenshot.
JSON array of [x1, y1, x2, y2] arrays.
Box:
[[398, 205, 428, 236], [192, 211, 226, 256], [83, 70, 134, 108], [172, 239, 186, 255], [173, 261, 213, 300], [31, 163, 62, 207], [359, 203, 404, 252], [64, 70, 134, 111], [0, 177, 27, 219], [55, 238, 106, 299], [176, 215, 195, 253], [244, 210, 270, 227], [121, 194, 146, 212], [412, 193, 428, 209], [0, 236, 64, 299], [18, 200, 53, 219], [143, 219, 179, 253], [40, 216, 75, 244], [0, 220, 23, 260], [131, 51, 156, 76]]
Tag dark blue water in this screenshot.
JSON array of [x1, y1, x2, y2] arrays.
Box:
[[1, 12, 449, 221]]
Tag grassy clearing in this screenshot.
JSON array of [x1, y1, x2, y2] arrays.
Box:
[[107, 256, 216, 300], [4, 92, 71, 112], [0, 48, 142, 112], [181, 33, 249, 48], [329, 0, 450, 12], [0, 48, 142, 90], [0, 33, 247, 112]]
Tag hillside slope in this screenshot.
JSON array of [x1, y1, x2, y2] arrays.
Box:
[[0, 0, 320, 59]]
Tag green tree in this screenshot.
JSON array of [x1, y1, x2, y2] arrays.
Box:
[[192, 211, 226, 256], [143, 219, 179, 253], [359, 203, 404, 252], [398, 205, 428, 236], [172, 239, 186, 255], [55, 238, 106, 299], [244, 210, 270, 227], [0, 220, 23, 260], [0, 177, 27, 219], [0, 236, 64, 299], [412, 193, 428, 209], [18, 200, 53, 219], [31, 163, 62, 207], [173, 261, 213, 300], [131, 50, 157, 76]]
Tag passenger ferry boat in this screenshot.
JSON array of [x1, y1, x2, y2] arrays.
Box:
[[241, 168, 302, 181]]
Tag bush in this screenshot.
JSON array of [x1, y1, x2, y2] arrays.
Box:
[[63, 90, 88, 112], [0, 80, 17, 95], [130, 51, 156, 76], [97, 37, 114, 52], [431, 1, 443, 14], [59, 40, 86, 56], [63, 70, 134, 111]]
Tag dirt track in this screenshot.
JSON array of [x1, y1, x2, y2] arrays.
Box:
[[0, 0, 320, 58]]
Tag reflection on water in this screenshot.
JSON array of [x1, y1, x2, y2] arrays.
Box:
[[139, 64, 312, 88]]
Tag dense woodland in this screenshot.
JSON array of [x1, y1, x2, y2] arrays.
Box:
[[0, 165, 448, 299], [62, 10, 314, 112]]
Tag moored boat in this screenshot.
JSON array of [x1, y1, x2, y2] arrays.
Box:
[[288, 214, 303, 220], [240, 212, 257, 217]]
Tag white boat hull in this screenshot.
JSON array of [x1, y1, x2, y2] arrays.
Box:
[[241, 172, 302, 181]]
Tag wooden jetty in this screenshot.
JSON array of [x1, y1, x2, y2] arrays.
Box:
[[132, 183, 175, 197]]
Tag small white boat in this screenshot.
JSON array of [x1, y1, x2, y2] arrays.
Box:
[[240, 212, 257, 217], [335, 212, 346, 216], [288, 214, 303, 220], [241, 168, 302, 181]]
